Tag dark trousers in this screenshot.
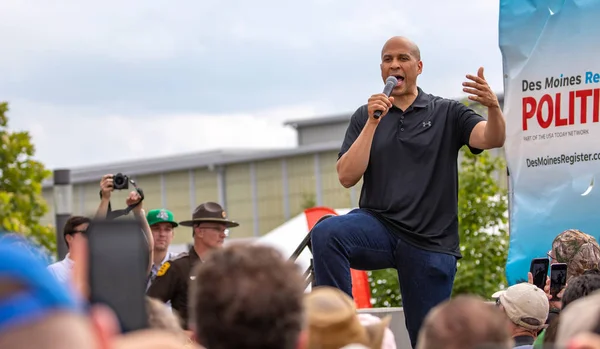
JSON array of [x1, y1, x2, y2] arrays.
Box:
[[311, 209, 457, 348]]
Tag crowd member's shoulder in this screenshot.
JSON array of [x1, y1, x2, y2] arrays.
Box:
[[156, 253, 189, 277], [350, 104, 369, 124], [171, 252, 189, 264], [427, 92, 463, 109], [167, 251, 186, 261]]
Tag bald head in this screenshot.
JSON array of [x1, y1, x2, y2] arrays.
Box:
[[417, 295, 512, 349], [381, 36, 421, 60]]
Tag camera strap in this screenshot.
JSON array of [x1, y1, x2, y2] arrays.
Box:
[[99, 179, 145, 220]]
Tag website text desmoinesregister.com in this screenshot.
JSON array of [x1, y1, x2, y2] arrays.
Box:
[[526, 152, 600, 167]]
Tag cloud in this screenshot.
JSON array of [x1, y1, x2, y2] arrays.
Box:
[[9, 99, 329, 168], [0, 0, 504, 109], [0, 1, 211, 62], [0, 0, 504, 168]]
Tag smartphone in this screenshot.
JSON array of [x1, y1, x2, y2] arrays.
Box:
[[530, 258, 550, 289], [550, 263, 568, 298], [87, 218, 150, 333]]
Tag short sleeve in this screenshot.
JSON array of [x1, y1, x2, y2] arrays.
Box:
[[453, 102, 486, 154], [338, 105, 368, 160]]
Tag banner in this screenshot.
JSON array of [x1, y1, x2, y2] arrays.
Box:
[[499, 0, 600, 285]]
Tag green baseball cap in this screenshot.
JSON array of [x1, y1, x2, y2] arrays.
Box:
[[146, 209, 179, 227]]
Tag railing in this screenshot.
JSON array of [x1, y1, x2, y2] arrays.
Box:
[[288, 214, 336, 289]]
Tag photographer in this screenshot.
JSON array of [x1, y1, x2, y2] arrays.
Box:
[[95, 174, 154, 275]]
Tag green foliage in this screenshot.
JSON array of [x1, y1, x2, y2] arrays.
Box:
[[368, 268, 402, 307], [368, 100, 509, 305], [462, 99, 488, 116], [0, 102, 55, 253], [300, 192, 317, 210], [453, 148, 509, 298]]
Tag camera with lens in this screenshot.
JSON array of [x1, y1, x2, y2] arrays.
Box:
[[112, 173, 129, 190]]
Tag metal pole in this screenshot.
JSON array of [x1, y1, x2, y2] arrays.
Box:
[[53, 169, 72, 260]]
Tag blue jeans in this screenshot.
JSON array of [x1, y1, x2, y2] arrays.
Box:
[[311, 209, 457, 349]]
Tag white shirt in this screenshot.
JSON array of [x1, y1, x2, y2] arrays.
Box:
[[47, 253, 75, 286]]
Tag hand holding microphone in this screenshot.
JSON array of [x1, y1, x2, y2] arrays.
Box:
[[367, 76, 398, 121]]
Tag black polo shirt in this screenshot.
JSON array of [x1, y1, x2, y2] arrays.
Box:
[[339, 88, 485, 257]]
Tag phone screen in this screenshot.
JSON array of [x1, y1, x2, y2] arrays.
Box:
[[87, 218, 150, 333], [530, 258, 549, 289], [550, 263, 568, 297]]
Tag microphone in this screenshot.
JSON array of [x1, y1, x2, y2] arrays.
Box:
[[373, 76, 398, 119]]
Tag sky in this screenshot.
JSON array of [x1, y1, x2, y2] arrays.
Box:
[[0, 0, 504, 169]]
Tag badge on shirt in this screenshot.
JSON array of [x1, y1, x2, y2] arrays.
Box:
[[157, 262, 170, 277]]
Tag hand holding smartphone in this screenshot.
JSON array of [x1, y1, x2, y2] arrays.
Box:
[[529, 258, 550, 289], [550, 263, 568, 298], [87, 218, 150, 333]]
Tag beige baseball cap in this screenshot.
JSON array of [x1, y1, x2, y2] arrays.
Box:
[[493, 283, 549, 330], [304, 286, 391, 349]]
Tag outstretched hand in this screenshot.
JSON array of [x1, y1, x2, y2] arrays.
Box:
[[126, 190, 143, 214], [463, 67, 500, 109]]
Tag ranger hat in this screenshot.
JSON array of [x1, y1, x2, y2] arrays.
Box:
[[178, 202, 239, 228]]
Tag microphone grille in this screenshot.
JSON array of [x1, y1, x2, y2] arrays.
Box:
[[386, 76, 398, 85]]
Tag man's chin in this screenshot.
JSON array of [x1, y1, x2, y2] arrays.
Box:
[[155, 244, 168, 251], [392, 85, 406, 93], [391, 86, 413, 98]]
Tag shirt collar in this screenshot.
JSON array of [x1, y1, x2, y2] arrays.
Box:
[[412, 87, 431, 108], [64, 253, 74, 269], [513, 335, 535, 346], [160, 253, 171, 265], [391, 87, 431, 112], [189, 246, 201, 264], [152, 253, 175, 271]]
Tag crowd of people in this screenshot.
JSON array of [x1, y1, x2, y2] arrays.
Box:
[[2, 202, 600, 349], [3, 35, 600, 349]]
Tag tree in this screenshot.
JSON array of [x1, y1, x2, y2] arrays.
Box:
[[0, 102, 55, 254], [452, 146, 509, 298], [300, 192, 317, 211], [368, 101, 509, 305], [367, 268, 402, 307], [452, 98, 509, 298]]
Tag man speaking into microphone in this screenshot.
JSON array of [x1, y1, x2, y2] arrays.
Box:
[[310, 36, 506, 348]]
